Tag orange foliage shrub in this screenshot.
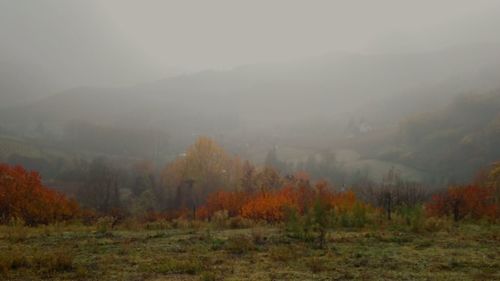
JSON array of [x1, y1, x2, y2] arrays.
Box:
[[241, 187, 298, 222], [426, 185, 498, 221], [196, 191, 248, 219], [329, 190, 357, 213], [0, 164, 79, 225], [196, 178, 365, 223]]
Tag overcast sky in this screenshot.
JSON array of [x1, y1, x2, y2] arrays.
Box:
[[1, 0, 500, 89], [96, 0, 500, 70]]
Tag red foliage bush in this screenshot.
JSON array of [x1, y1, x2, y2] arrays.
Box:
[[240, 186, 298, 222], [0, 164, 79, 225], [196, 190, 248, 219], [196, 179, 364, 223], [426, 185, 498, 221]]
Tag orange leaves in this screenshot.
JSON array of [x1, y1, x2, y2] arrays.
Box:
[[197, 188, 296, 222], [197, 191, 248, 219], [0, 164, 79, 225], [197, 179, 363, 223], [426, 185, 498, 221], [241, 187, 297, 222], [328, 190, 357, 213], [161, 137, 242, 208]]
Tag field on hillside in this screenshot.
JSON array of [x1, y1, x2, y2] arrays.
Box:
[[0, 222, 498, 281], [0, 136, 43, 160]]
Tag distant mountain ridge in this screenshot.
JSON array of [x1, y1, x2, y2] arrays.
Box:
[[1, 43, 500, 150], [1, 44, 500, 185]]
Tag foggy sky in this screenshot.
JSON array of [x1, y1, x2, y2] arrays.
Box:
[[1, 0, 500, 91], [98, 0, 500, 69]]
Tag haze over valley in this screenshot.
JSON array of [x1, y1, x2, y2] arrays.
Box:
[[1, 1, 500, 184]]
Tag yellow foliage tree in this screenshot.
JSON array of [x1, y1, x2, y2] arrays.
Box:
[[162, 137, 242, 209]]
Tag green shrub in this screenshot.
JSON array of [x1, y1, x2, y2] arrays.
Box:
[[311, 200, 333, 248], [352, 203, 368, 227], [285, 207, 304, 239], [285, 203, 333, 246], [210, 237, 225, 251], [339, 212, 351, 228], [398, 205, 424, 233]]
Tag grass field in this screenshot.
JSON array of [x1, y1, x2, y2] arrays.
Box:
[[0, 221, 498, 281]]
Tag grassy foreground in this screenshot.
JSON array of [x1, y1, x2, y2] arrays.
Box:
[[0, 221, 498, 281]]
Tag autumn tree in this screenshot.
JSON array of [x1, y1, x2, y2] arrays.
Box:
[[0, 164, 79, 225], [426, 185, 498, 221], [196, 190, 249, 219], [475, 162, 500, 205], [240, 186, 297, 222], [161, 137, 242, 212], [255, 166, 282, 193], [241, 160, 257, 193], [289, 172, 315, 213]]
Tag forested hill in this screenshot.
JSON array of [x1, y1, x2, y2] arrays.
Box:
[[361, 91, 500, 184], [0, 45, 499, 185], [2, 44, 500, 139]]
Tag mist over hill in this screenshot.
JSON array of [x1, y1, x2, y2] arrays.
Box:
[[2, 43, 500, 145], [1, 44, 500, 185], [1, 1, 500, 186], [0, 1, 180, 107]]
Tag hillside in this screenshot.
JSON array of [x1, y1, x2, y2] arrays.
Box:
[[2, 44, 500, 147], [1, 44, 500, 185], [347, 91, 500, 184]]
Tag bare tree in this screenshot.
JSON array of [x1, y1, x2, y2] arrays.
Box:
[[355, 168, 431, 220], [77, 158, 121, 214]]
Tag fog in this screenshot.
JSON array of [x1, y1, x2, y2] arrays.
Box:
[[98, 0, 500, 68], [1, 0, 500, 185], [2, 1, 500, 90]]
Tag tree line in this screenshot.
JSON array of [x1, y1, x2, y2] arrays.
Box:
[[0, 137, 498, 226]]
